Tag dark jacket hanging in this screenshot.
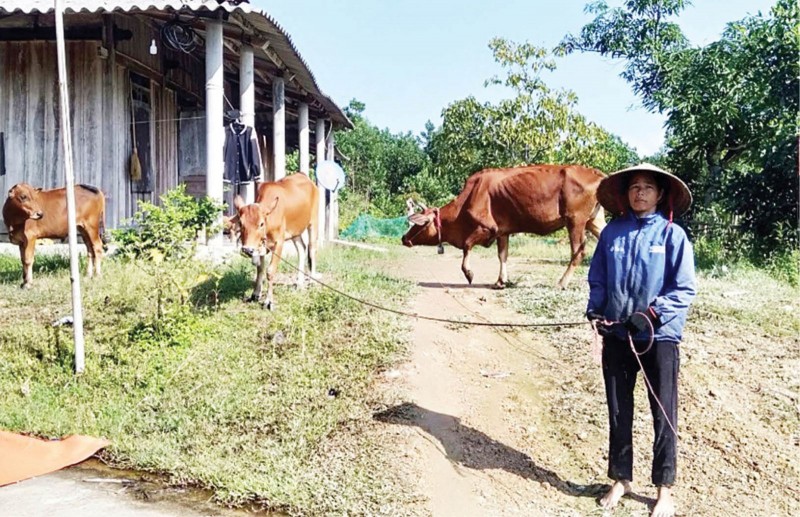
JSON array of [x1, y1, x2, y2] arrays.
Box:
[[224, 123, 262, 183]]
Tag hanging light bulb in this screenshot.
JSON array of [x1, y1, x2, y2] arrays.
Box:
[[149, 39, 157, 55]]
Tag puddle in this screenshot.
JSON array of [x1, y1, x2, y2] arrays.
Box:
[[63, 458, 280, 516]]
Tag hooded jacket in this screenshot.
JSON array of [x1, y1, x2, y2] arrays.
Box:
[[587, 211, 696, 343]]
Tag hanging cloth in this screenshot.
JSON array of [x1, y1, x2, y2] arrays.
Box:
[[223, 123, 262, 183]]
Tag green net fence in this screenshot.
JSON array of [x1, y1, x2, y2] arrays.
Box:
[[340, 214, 409, 241]]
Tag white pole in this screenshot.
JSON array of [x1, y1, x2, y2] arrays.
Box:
[[315, 118, 326, 247], [54, 0, 85, 374], [272, 76, 285, 180], [298, 102, 309, 175], [239, 46, 256, 204], [205, 20, 224, 244], [326, 132, 337, 241]]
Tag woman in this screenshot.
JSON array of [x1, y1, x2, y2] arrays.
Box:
[[586, 163, 697, 517]]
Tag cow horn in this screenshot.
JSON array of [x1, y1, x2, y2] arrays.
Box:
[[405, 198, 416, 217]]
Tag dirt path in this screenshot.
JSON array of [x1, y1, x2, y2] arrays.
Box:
[[378, 247, 606, 517], [376, 246, 800, 517]]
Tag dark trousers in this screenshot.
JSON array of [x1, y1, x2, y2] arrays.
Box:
[[602, 336, 679, 486]]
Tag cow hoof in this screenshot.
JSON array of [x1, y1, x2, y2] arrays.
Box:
[[464, 270, 474, 284], [20, 282, 31, 290], [492, 281, 506, 290], [246, 293, 259, 303], [263, 300, 274, 311]]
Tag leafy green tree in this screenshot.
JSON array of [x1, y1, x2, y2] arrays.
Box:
[[560, 0, 690, 108], [335, 99, 430, 218], [425, 38, 638, 199], [562, 0, 799, 274]]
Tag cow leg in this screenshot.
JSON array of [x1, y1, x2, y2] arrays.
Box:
[[461, 227, 493, 285], [87, 224, 104, 277], [263, 241, 284, 311], [306, 227, 319, 280], [292, 234, 307, 288], [250, 254, 267, 302], [460, 246, 474, 285], [19, 239, 35, 289], [79, 226, 102, 278], [557, 221, 588, 289], [494, 235, 509, 289]]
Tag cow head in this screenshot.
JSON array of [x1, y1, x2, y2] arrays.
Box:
[[401, 207, 440, 247], [3, 183, 44, 227], [234, 194, 279, 263]]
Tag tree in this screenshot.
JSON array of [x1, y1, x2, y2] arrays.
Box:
[[335, 99, 430, 218], [562, 0, 799, 266], [426, 38, 638, 199], [560, 0, 690, 108]]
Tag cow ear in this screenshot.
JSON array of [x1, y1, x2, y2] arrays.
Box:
[[265, 196, 279, 215], [408, 212, 433, 226], [233, 195, 245, 213]]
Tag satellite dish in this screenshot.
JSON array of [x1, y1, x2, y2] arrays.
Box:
[[316, 160, 346, 192]]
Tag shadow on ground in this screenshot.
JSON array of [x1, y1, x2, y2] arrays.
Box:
[[374, 402, 656, 508], [417, 281, 499, 290], [189, 265, 253, 307]]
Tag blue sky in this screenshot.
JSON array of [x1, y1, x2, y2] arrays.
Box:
[[254, 0, 776, 158]]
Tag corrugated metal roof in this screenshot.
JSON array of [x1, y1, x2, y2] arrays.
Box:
[[0, 0, 352, 128]]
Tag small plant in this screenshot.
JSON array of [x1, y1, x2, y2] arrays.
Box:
[[112, 184, 225, 261], [110, 185, 226, 346], [764, 248, 800, 287]]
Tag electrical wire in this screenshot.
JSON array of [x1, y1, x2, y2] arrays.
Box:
[[161, 20, 200, 54]]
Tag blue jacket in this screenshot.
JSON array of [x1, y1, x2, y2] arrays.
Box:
[[587, 211, 697, 343]]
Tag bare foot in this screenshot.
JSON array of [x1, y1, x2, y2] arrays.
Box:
[[651, 486, 675, 517], [599, 480, 632, 510]]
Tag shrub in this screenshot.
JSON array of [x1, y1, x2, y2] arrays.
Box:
[[112, 185, 224, 261]]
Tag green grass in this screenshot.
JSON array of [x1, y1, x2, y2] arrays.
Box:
[[0, 246, 413, 516]]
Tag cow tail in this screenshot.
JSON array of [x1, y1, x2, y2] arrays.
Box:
[[100, 195, 109, 247]]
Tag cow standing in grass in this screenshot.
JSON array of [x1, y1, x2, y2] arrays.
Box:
[[402, 164, 606, 289], [2, 183, 106, 289], [232, 173, 320, 310]]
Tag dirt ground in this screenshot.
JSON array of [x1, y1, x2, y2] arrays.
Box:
[[372, 246, 800, 517]]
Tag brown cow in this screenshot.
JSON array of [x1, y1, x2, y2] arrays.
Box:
[[232, 173, 320, 310], [402, 164, 606, 289], [2, 183, 106, 289]]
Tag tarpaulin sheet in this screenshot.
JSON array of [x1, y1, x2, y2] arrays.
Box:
[[0, 431, 109, 486]]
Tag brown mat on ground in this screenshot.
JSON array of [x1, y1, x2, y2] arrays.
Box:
[[0, 431, 110, 486]]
